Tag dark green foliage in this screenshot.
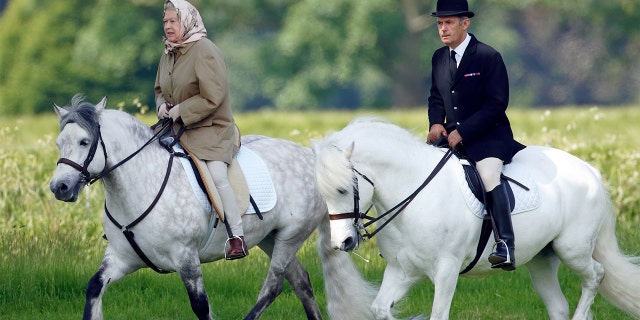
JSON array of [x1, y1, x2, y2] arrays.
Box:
[[0, 0, 639, 114]]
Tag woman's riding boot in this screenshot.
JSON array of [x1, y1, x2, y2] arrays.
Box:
[[486, 183, 516, 271], [226, 235, 247, 260], [213, 170, 248, 260]]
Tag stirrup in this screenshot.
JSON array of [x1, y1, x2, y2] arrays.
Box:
[[224, 236, 247, 260], [489, 240, 515, 271]]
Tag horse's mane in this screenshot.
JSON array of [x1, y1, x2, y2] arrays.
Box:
[[58, 93, 153, 141], [324, 116, 423, 151], [315, 116, 424, 196], [314, 138, 353, 198], [58, 94, 101, 140]]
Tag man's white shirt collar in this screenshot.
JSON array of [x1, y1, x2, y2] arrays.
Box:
[[450, 33, 471, 67]]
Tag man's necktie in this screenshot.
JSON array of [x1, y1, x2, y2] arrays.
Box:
[[450, 50, 457, 80]]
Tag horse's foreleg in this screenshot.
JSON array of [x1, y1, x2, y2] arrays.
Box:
[[83, 268, 107, 320], [428, 260, 461, 320], [284, 257, 322, 319], [178, 256, 213, 320], [83, 255, 132, 320], [372, 264, 422, 320], [527, 247, 570, 320]]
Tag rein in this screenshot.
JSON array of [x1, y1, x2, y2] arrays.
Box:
[[332, 148, 454, 239]]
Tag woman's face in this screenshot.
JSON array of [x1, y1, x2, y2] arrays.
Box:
[[163, 9, 181, 43]]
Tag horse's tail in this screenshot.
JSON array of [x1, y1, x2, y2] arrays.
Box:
[[317, 215, 379, 320], [593, 194, 640, 317]]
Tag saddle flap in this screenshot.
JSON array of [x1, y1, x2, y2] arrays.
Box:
[[229, 157, 250, 215], [461, 163, 515, 212], [182, 147, 226, 221]]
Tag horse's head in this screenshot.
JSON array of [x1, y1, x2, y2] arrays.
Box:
[[49, 94, 108, 202], [312, 139, 374, 252]]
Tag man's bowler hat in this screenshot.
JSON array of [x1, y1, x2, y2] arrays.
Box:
[[431, 0, 475, 18]]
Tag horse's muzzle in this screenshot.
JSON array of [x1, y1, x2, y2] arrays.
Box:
[[340, 236, 358, 252], [50, 178, 84, 202]]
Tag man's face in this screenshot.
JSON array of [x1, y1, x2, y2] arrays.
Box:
[[437, 16, 469, 47]]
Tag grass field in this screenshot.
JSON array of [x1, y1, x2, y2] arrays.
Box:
[[1, 106, 639, 319]]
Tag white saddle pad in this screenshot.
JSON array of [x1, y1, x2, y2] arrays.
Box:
[[175, 145, 277, 215], [454, 156, 541, 218]]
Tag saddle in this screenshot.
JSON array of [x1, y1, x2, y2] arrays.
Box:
[[432, 136, 526, 211], [460, 159, 519, 211], [431, 137, 529, 274]]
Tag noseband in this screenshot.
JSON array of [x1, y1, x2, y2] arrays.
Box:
[[56, 125, 108, 185], [328, 167, 375, 223]]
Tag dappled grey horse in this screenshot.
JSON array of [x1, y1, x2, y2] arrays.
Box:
[[49, 95, 333, 319]]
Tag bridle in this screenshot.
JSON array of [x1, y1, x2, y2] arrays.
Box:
[[56, 125, 108, 186], [329, 148, 454, 239], [327, 166, 374, 229]]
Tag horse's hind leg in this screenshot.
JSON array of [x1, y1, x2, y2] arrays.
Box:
[[554, 231, 604, 320], [178, 255, 213, 320], [244, 238, 320, 320], [526, 245, 570, 320], [284, 257, 322, 319], [565, 257, 604, 320], [243, 239, 285, 319]]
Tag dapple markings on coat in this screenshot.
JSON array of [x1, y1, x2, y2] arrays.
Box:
[[312, 117, 640, 320]]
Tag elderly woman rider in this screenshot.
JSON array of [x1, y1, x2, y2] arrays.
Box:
[[155, 0, 247, 260]]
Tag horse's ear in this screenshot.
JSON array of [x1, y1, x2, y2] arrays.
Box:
[[344, 141, 355, 159], [95, 96, 108, 112], [53, 103, 68, 121]]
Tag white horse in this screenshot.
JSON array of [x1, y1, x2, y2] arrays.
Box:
[[312, 117, 640, 320], [49, 95, 337, 320]]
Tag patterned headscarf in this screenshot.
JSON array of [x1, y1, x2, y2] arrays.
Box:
[[163, 0, 207, 54]]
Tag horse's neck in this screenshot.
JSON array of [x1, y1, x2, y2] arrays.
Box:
[[361, 144, 453, 211], [99, 118, 172, 210]]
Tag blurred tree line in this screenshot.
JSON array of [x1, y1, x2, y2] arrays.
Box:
[[0, 0, 638, 114]]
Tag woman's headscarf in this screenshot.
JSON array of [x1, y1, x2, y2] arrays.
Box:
[[163, 0, 207, 54]]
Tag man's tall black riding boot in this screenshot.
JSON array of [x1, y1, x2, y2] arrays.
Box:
[[487, 183, 516, 271]]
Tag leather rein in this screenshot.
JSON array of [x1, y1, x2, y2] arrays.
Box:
[[330, 148, 454, 239], [55, 119, 180, 273]]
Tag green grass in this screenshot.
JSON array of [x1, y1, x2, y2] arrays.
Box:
[[1, 106, 640, 319]]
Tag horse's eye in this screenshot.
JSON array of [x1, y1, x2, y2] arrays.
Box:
[[80, 139, 90, 147], [337, 188, 348, 195]]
